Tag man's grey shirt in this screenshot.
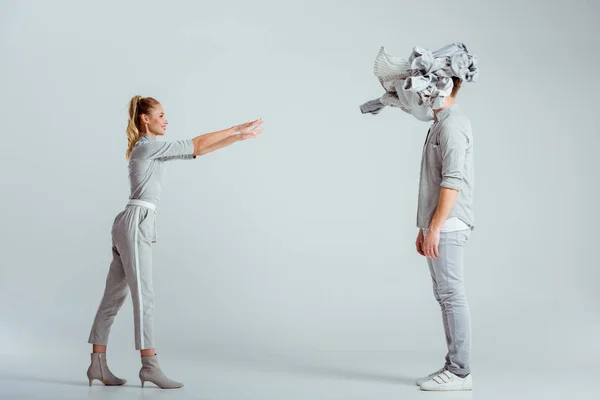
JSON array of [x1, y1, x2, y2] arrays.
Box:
[[417, 105, 475, 230]]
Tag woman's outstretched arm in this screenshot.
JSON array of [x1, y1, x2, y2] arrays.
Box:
[[192, 118, 263, 156]]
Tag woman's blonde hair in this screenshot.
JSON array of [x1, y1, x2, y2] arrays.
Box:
[[126, 95, 160, 160]]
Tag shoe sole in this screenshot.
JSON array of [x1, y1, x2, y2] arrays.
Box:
[[88, 378, 127, 386], [140, 379, 184, 389], [420, 383, 472, 392]]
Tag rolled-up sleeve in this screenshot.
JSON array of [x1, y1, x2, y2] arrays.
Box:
[[141, 139, 196, 161], [439, 117, 470, 191]]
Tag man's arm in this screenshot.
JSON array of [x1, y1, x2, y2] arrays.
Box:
[[422, 188, 459, 259], [429, 187, 459, 231]]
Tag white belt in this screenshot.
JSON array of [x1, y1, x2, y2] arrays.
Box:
[[127, 199, 157, 211]]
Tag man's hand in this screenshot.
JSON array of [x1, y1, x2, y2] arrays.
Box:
[[416, 229, 425, 256], [424, 187, 459, 259], [422, 228, 440, 259]]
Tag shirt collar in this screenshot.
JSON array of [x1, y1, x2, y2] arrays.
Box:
[[139, 133, 157, 142], [434, 104, 457, 123]]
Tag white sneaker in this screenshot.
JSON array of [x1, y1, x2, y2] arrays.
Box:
[[419, 370, 472, 391], [415, 367, 445, 386]]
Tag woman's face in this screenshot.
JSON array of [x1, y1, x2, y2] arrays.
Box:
[[141, 104, 168, 136]]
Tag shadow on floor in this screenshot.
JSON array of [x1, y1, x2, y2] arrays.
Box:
[[0, 373, 139, 388], [196, 350, 416, 386]]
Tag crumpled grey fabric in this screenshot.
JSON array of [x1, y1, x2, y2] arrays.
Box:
[[359, 98, 385, 115], [360, 42, 478, 121]]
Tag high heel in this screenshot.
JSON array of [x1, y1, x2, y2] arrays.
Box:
[[86, 353, 127, 386], [139, 354, 183, 389]]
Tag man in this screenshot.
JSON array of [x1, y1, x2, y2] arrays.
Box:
[[413, 77, 475, 391], [360, 42, 478, 391]]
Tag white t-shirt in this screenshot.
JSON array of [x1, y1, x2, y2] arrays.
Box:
[[423, 217, 470, 235]]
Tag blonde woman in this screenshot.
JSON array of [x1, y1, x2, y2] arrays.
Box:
[[86, 95, 263, 389]]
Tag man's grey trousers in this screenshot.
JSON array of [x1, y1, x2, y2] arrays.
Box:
[[425, 229, 472, 376]]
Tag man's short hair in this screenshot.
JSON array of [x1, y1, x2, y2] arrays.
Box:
[[451, 77, 463, 98]]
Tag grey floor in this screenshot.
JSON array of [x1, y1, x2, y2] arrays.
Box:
[[0, 348, 594, 400]]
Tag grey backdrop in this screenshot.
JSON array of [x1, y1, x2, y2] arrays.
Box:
[[1, 0, 598, 392]]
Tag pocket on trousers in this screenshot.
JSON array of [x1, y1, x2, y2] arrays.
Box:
[[137, 208, 149, 226], [454, 229, 471, 246], [137, 209, 154, 242]]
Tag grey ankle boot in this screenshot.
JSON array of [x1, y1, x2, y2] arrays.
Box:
[[139, 354, 184, 389], [86, 352, 127, 386]]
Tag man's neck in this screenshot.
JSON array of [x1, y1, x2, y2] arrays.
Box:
[[434, 97, 455, 115]]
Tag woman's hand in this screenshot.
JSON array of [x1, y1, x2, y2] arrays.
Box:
[[233, 118, 264, 140]]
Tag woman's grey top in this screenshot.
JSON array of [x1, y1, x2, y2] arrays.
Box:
[[128, 134, 195, 206]]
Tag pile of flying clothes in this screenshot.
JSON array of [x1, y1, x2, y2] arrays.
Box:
[[360, 42, 479, 122]]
